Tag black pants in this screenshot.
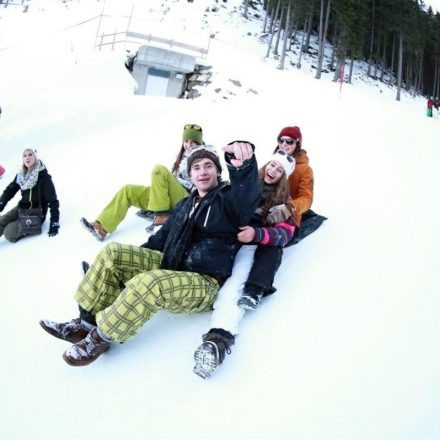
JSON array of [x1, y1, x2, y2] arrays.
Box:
[[244, 245, 283, 296]]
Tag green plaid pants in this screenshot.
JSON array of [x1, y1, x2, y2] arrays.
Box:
[[74, 242, 219, 342]]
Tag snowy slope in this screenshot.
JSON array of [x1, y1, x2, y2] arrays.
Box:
[[1, 1, 440, 438]]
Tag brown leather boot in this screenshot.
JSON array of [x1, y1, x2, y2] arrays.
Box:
[[152, 214, 170, 226], [39, 318, 90, 343], [80, 217, 108, 241], [93, 221, 108, 239], [63, 327, 110, 367]]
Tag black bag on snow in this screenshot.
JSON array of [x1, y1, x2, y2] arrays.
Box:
[[17, 208, 43, 236]]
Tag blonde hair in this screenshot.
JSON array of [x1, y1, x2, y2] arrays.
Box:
[[22, 148, 38, 172]]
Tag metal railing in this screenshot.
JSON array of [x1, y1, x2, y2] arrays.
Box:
[[94, 7, 210, 58], [96, 30, 209, 58]]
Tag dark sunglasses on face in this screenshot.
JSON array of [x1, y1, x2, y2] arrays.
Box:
[[278, 137, 296, 145], [184, 124, 202, 131], [276, 149, 294, 163]]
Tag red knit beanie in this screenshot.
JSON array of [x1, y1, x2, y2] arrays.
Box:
[[278, 126, 302, 147]]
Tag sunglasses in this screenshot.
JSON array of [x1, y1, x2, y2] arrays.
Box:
[[277, 149, 294, 163], [277, 137, 297, 145], [184, 124, 202, 131]]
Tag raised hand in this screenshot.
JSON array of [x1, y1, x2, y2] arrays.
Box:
[[223, 142, 253, 167]]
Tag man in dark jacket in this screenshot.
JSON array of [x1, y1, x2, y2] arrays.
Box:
[[40, 142, 260, 366]]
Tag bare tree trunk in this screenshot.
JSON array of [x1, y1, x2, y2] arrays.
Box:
[[268, 1, 278, 34], [405, 60, 411, 92], [348, 57, 354, 83], [396, 30, 403, 101], [297, 17, 307, 68], [380, 33, 387, 82], [388, 34, 396, 84], [316, 0, 324, 69], [279, 2, 292, 69], [243, 0, 250, 18], [263, 4, 270, 33], [289, 22, 297, 51], [303, 11, 313, 52], [333, 57, 342, 82], [434, 59, 439, 98], [417, 51, 423, 95], [367, 0, 375, 77], [274, 5, 286, 55], [265, 0, 281, 58], [330, 26, 338, 70], [373, 32, 381, 79], [315, 0, 331, 79]]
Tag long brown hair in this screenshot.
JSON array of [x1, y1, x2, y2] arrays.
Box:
[[258, 163, 290, 225], [171, 145, 186, 174], [170, 142, 203, 174]]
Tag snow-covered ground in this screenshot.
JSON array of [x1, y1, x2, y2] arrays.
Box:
[[1, 1, 440, 438]]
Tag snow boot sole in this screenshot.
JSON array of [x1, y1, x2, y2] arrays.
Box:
[[193, 341, 220, 379], [80, 217, 105, 241]]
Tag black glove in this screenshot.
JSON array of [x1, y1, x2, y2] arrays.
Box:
[[48, 222, 60, 237], [0, 198, 5, 213]]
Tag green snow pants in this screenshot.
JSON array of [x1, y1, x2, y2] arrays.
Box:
[[74, 242, 219, 343], [0, 206, 27, 243], [96, 165, 189, 233]]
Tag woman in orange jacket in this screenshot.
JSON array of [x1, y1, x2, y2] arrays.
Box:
[[267, 126, 314, 226]]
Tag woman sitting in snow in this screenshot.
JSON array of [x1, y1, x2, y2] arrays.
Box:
[[0, 148, 60, 243], [193, 126, 317, 379], [81, 123, 204, 240]]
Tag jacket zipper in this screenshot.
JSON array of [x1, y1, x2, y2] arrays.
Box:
[[203, 205, 211, 227]]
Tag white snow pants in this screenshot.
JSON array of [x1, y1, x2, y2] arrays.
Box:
[[208, 245, 257, 335]]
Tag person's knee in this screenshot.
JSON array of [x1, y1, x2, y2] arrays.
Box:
[[127, 271, 164, 307], [120, 184, 136, 196], [3, 223, 22, 243], [152, 164, 168, 176], [102, 242, 120, 263]]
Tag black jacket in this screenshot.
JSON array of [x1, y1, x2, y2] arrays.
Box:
[[143, 155, 260, 280], [0, 168, 60, 223]]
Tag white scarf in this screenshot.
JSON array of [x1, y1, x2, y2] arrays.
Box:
[[16, 160, 46, 190]]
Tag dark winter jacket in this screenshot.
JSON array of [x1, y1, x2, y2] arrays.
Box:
[[0, 168, 59, 223], [142, 155, 260, 280]]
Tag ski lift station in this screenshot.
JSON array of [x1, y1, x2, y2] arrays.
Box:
[[130, 45, 197, 97], [94, 7, 211, 98]]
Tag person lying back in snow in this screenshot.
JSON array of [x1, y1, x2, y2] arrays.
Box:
[[39, 142, 261, 367], [81, 123, 205, 240]]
